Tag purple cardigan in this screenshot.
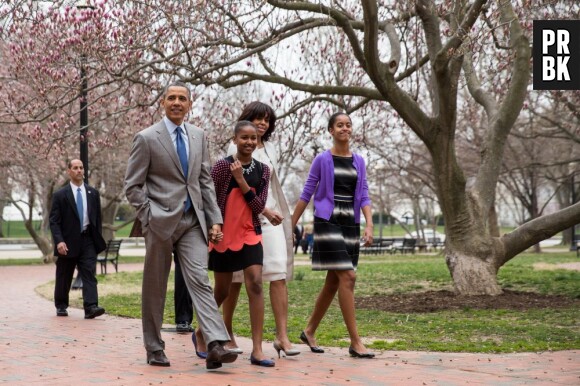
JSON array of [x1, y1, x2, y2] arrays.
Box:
[[299, 150, 371, 224]]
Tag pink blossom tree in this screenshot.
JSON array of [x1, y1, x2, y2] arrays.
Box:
[[0, 2, 160, 259]]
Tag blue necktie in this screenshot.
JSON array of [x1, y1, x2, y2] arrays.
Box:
[[175, 127, 192, 212], [76, 187, 84, 232]]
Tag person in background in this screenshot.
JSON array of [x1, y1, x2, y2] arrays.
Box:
[[291, 112, 375, 359], [174, 252, 194, 334], [294, 224, 304, 254], [301, 225, 311, 255], [50, 159, 107, 319], [208, 120, 274, 367], [306, 226, 314, 255]]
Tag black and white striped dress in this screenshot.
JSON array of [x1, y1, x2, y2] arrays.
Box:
[[312, 155, 360, 270]]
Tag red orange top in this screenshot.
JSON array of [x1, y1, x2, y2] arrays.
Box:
[[209, 186, 261, 252]]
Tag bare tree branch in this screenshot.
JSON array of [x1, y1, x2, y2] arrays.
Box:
[[501, 202, 580, 263]]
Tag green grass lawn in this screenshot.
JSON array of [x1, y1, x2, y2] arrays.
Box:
[[4, 219, 395, 238], [0, 216, 526, 241], [34, 252, 580, 353], [0, 220, 44, 238], [0, 220, 135, 238], [1, 219, 518, 239]]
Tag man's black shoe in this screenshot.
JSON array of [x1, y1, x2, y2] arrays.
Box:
[[147, 350, 170, 367], [56, 308, 68, 317], [206, 341, 238, 370], [84, 306, 105, 319], [176, 322, 194, 334]]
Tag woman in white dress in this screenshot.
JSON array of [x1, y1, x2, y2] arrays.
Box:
[[223, 102, 299, 357]]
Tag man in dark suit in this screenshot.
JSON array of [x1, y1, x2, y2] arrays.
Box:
[[294, 224, 304, 254], [50, 159, 107, 319], [125, 81, 236, 369], [174, 252, 194, 333]]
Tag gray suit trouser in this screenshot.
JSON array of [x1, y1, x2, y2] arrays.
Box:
[[142, 210, 229, 353]]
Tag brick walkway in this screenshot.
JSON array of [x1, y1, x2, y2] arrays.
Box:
[[0, 264, 578, 385]]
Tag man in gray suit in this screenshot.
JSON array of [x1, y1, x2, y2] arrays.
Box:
[[124, 81, 237, 370]]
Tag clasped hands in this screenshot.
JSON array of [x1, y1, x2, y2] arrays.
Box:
[[208, 224, 223, 244], [262, 208, 283, 226]]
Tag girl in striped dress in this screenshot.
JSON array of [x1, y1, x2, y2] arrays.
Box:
[[291, 112, 375, 359]]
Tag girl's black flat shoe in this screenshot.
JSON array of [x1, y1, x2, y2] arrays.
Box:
[[348, 346, 375, 358], [300, 331, 324, 354]]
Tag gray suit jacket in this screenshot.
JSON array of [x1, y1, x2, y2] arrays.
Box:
[[124, 119, 222, 241]]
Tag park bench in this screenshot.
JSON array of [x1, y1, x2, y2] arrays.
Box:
[[392, 238, 417, 254], [360, 240, 380, 255], [427, 237, 444, 251], [417, 241, 429, 253], [97, 239, 122, 274], [380, 239, 394, 254], [360, 238, 394, 255]]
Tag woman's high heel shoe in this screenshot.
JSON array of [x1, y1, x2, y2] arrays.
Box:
[[191, 332, 207, 359], [348, 346, 375, 358], [273, 341, 301, 358], [299, 331, 324, 354]]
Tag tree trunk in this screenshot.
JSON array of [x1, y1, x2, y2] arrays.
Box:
[[529, 180, 542, 253], [0, 169, 8, 238], [443, 195, 505, 295], [446, 248, 502, 295], [24, 220, 53, 262], [434, 155, 507, 295], [437, 187, 580, 296], [101, 202, 119, 242], [557, 183, 573, 246], [487, 204, 500, 237]]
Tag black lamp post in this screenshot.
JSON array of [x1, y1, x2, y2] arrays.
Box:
[[72, 1, 94, 291], [77, 1, 93, 185], [79, 61, 89, 184]]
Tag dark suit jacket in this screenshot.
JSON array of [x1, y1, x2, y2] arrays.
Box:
[[50, 183, 107, 258]]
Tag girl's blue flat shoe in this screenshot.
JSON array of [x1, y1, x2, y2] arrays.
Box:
[[250, 355, 275, 367]]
